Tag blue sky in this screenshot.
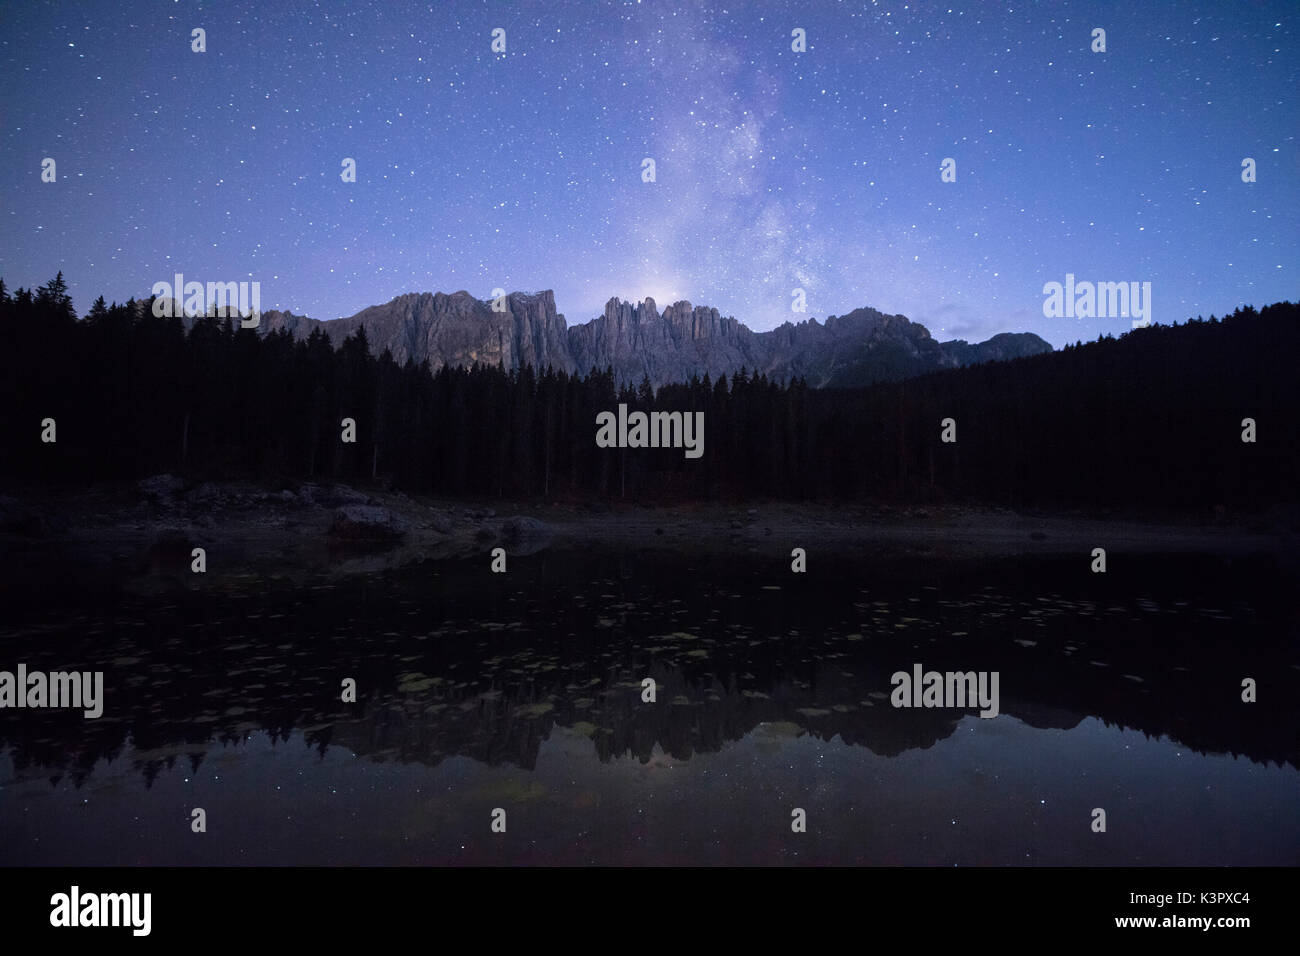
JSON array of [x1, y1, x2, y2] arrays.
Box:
[[1, 0, 1295, 347]]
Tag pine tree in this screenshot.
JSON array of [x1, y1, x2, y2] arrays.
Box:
[[87, 295, 109, 323], [36, 271, 74, 320]]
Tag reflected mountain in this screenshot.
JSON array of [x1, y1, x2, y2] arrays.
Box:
[[1, 547, 1296, 788]]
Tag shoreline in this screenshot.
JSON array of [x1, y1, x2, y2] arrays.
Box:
[[1, 478, 1295, 592]]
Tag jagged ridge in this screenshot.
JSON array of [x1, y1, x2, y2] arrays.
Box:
[[183, 290, 1052, 387]]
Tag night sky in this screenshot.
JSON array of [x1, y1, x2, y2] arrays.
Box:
[[1, 0, 1295, 347]]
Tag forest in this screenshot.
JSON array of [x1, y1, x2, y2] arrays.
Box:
[[1, 273, 1295, 512]]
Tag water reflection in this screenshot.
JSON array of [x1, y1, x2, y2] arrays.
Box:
[[1, 548, 1297, 864]]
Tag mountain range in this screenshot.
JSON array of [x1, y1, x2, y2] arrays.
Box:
[[181, 290, 1053, 388]]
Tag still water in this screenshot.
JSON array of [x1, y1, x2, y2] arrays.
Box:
[[2, 546, 1297, 865]]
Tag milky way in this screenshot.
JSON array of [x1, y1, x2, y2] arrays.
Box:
[[2, 0, 1295, 347]]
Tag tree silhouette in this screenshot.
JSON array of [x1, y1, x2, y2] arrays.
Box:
[[0, 275, 1295, 512]]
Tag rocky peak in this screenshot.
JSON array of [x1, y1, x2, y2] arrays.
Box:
[[155, 285, 1052, 388]]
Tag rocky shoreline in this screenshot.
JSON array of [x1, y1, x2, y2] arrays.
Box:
[[1, 475, 1295, 593]]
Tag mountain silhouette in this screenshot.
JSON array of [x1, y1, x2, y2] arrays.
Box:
[[171, 289, 1052, 387]]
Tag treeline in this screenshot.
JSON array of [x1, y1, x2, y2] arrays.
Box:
[[1, 274, 1296, 510]]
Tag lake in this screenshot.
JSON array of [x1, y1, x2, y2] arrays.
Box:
[[2, 544, 1297, 865]]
